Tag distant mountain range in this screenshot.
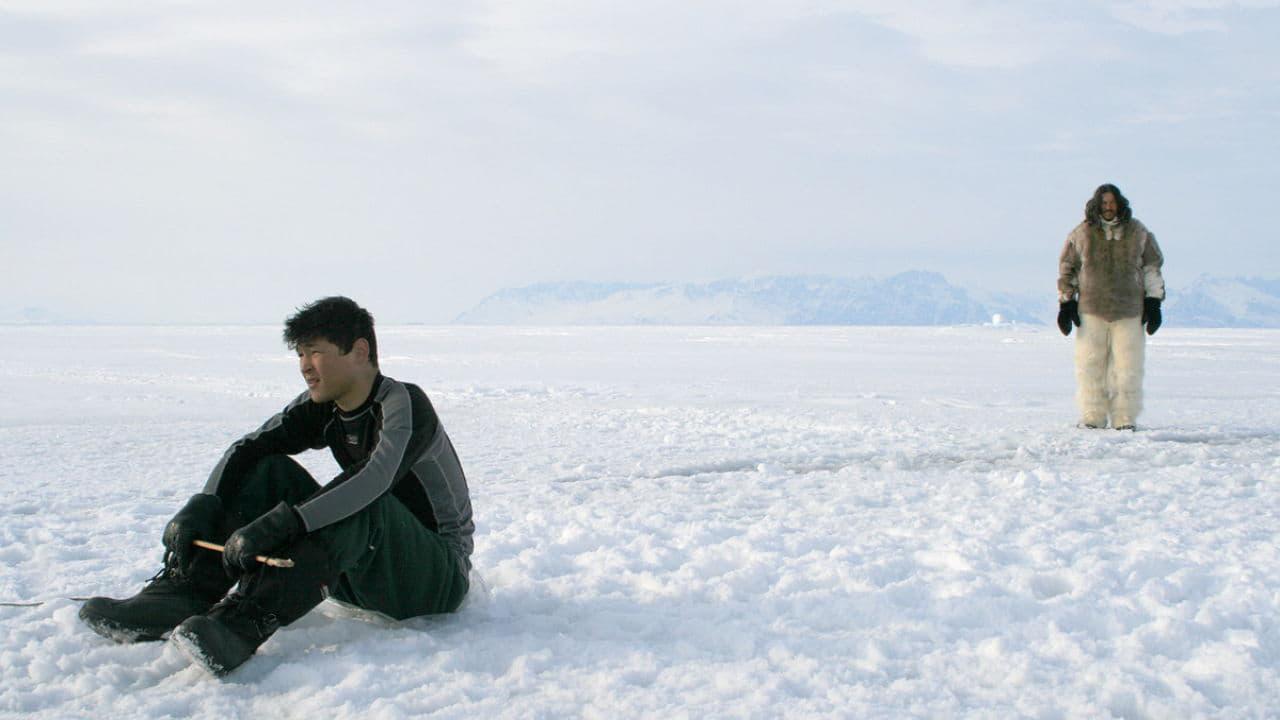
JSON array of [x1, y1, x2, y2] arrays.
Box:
[[6, 274, 1278, 327], [1163, 275, 1280, 328], [456, 273, 1280, 328], [456, 272, 1047, 326], [0, 306, 82, 324]]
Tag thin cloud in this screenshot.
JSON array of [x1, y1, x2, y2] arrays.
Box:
[[2, 1, 1278, 322], [1107, 0, 1280, 34], [839, 1, 1083, 69]]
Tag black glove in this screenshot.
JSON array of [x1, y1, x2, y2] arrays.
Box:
[[1057, 300, 1081, 336], [163, 493, 225, 573], [223, 501, 303, 573], [1143, 297, 1162, 335]]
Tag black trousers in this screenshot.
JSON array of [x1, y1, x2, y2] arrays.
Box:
[[220, 455, 468, 621]]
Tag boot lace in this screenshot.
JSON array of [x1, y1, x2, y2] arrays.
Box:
[[209, 592, 280, 639], [144, 551, 191, 588]]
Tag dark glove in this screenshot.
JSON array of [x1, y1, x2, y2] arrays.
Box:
[[1057, 300, 1081, 336], [223, 501, 303, 573], [162, 493, 225, 573], [1143, 297, 1162, 335]]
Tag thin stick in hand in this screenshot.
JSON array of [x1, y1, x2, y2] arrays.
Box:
[[192, 539, 295, 568]]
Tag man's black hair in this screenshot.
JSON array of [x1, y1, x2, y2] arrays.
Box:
[[283, 296, 378, 366], [1084, 183, 1133, 226]]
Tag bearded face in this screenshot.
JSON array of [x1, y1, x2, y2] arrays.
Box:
[[1086, 184, 1130, 225], [1100, 192, 1118, 221]]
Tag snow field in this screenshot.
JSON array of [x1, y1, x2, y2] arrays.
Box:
[[0, 325, 1277, 718]]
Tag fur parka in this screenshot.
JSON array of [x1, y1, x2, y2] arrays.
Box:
[[1058, 218, 1165, 321]]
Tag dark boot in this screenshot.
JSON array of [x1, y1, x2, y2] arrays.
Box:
[[172, 539, 335, 677], [170, 592, 280, 676], [80, 550, 233, 643]]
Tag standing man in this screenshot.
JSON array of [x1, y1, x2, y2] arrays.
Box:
[[1057, 183, 1166, 430], [80, 296, 474, 676]]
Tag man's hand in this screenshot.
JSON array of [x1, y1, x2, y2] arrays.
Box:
[[1143, 297, 1162, 335], [163, 493, 225, 574], [223, 502, 303, 573], [1057, 300, 1081, 336]]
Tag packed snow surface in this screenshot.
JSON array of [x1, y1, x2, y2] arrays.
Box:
[[1, 325, 1277, 719]]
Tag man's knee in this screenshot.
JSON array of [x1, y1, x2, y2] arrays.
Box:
[[223, 455, 319, 526], [248, 454, 309, 478]]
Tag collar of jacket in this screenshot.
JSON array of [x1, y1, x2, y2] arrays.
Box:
[[1092, 222, 1124, 242], [334, 373, 385, 420]]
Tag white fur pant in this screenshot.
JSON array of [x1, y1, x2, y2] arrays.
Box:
[[1074, 313, 1146, 427]]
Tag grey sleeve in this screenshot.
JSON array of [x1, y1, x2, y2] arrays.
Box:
[[204, 391, 321, 495], [294, 382, 416, 532]]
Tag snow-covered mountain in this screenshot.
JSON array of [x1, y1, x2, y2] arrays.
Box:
[[0, 305, 81, 324], [456, 272, 1048, 326], [1165, 275, 1280, 328], [458, 272, 1280, 327], [7, 275, 1278, 327]]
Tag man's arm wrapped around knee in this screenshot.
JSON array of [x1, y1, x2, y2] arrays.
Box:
[[223, 502, 304, 573], [163, 493, 226, 574]]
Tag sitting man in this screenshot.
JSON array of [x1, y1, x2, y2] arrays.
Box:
[[81, 296, 474, 676]]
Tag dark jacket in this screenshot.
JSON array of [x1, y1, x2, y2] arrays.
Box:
[[203, 374, 474, 569]]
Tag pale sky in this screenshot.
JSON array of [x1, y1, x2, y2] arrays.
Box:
[[3, 1, 1278, 323]]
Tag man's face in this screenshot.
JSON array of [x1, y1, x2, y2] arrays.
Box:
[[296, 337, 363, 405], [1100, 192, 1118, 221]]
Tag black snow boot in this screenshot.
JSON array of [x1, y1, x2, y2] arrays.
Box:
[[172, 538, 335, 677], [171, 592, 280, 677], [80, 550, 233, 643]]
